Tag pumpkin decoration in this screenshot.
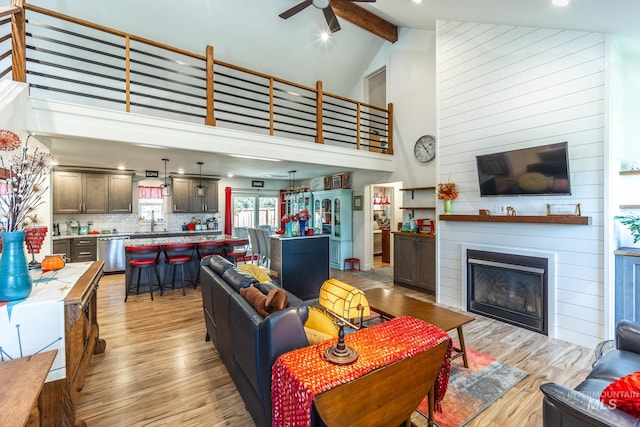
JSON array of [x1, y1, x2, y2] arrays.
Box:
[[41, 254, 65, 272]]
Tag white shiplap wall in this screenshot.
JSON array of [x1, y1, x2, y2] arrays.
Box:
[[436, 21, 606, 348]]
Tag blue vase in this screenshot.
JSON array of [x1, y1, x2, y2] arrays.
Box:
[[284, 221, 293, 237], [0, 231, 33, 301], [299, 219, 306, 236]]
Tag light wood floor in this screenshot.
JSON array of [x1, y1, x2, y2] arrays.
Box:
[[76, 264, 593, 426]]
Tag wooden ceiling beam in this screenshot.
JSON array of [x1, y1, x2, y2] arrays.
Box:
[[330, 0, 398, 43]]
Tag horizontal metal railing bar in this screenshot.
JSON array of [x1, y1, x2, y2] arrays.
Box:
[[274, 111, 316, 125], [214, 89, 268, 107], [129, 100, 205, 118], [214, 58, 314, 93], [27, 70, 124, 94], [323, 128, 358, 141], [214, 69, 270, 91], [0, 65, 10, 78], [26, 44, 125, 73], [26, 32, 124, 64], [273, 119, 316, 133], [0, 33, 10, 44], [0, 49, 10, 61], [26, 59, 124, 83], [273, 86, 316, 102], [131, 79, 206, 101], [273, 99, 316, 116], [324, 91, 388, 113], [25, 4, 206, 61], [28, 82, 125, 104], [215, 98, 270, 115], [272, 127, 316, 139], [130, 68, 204, 90], [129, 57, 205, 83], [27, 18, 125, 51], [129, 91, 206, 110], [215, 116, 271, 130], [214, 106, 270, 123], [273, 92, 316, 109], [129, 47, 206, 73], [214, 80, 269, 99]]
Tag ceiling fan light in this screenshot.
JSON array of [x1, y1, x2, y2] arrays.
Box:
[[312, 0, 330, 9], [320, 31, 330, 42]]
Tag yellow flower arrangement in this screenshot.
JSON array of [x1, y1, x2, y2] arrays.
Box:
[[437, 181, 458, 200]]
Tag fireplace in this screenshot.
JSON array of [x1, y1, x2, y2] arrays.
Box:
[[467, 249, 548, 335]]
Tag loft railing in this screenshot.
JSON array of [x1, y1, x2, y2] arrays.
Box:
[[1, 3, 393, 154]]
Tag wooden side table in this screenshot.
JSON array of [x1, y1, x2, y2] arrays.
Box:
[[1, 350, 57, 427]]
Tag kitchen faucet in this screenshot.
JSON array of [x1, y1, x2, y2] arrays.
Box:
[[151, 210, 156, 232]]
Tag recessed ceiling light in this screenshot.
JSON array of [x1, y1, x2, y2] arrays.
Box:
[[178, 169, 184, 174], [227, 172, 234, 178], [412, 0, 423, 4], [117, 165, 126, 170], [552, 0, 569, 6]]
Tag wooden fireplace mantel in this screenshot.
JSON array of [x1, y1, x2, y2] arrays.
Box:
[[439, 214, 591, 225]]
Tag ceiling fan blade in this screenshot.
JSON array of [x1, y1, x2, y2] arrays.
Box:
[[279, 0, 313, 19], [324, 7, 341, 32]]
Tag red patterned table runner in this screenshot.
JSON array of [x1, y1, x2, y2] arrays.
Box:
[[272, 316, 452, 426]]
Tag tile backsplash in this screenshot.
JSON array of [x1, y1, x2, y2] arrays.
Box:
[[53, 212, 220, 235]]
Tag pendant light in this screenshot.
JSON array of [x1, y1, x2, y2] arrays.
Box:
[[162, 158, 171, 197], [195, 161, 205, 197]]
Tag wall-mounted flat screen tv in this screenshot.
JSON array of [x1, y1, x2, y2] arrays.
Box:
[[476, 142, 571, 196]]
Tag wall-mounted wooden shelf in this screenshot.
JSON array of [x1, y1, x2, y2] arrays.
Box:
[[620, 205, 640, 209], [400, 187, 435, 199], [399, 207, 435, 210], [439, 214, 591, 225], [620, 170, 640, 176]]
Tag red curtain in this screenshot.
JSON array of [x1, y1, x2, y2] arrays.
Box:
[[138, 185, 164, 199], [225, 186, 232, 235], [0, 181, 8, 196]]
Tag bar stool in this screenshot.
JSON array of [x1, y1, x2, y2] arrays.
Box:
[[195, 240, 225, 285], [224, 239, 249, 265], [125, 244, 162, 301], [163, 242, 196, 295], [344, 257, 361, 271]]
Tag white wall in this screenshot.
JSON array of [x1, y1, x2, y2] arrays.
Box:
[[436, 21, 607, 348]]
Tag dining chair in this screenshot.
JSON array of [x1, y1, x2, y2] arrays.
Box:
[[224, 239, 249, 266], [247, 228, 261, 265]]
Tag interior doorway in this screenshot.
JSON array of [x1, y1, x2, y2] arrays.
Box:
[[364, 182, 401, 271]]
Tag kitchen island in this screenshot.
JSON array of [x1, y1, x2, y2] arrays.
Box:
[[270, 234, 329, 300], [124, 234, 248, 296]]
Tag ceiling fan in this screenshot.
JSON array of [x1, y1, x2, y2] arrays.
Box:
[[279, 0, 376, 33]]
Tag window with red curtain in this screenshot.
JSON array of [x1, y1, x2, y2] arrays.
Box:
[[138, 186, 164, 199], [138, 185, 164, 220]]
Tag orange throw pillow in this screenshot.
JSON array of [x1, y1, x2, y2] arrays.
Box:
[[600, 371, 640, 417]]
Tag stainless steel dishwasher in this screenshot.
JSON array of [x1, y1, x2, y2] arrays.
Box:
[[97, 236, 130, 273]]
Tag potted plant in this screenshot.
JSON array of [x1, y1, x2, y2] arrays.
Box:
[[616, 214, 640, 245], [437, 181, 458, 214]]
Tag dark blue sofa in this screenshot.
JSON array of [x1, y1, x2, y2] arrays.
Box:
[[200, 255, 311, 427]]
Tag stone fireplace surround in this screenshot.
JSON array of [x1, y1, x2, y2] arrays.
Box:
[[460, 243, 557, 339]]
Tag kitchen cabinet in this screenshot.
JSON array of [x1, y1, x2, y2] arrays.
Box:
[[312, 189, 352, 270], [393, 232, 435, 295], [615, 248, 640, 324], [172, 177, 219, 213], [53, 171, 108, 214], [108, 174, 133, 213], [53, 238, 71, 259], [71, 237, 97, 263]]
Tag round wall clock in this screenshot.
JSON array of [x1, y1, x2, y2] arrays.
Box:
[[414, 135, 436, 163]]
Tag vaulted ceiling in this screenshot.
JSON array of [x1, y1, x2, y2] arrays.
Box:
[[25, 0, 640, 178]]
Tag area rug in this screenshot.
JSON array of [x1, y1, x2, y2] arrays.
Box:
[[417, 347, 528, 427], [355, 267, 394, 283]]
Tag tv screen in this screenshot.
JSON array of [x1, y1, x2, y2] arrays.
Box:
[[476, 142, 571, 196]]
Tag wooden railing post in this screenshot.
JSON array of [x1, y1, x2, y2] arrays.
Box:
[[11, 0, 25, 82], [386, 102, 394, 155], [125, 35, 131, 112], [315, 80, 324, 144], [205, 45, 216, 126]]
